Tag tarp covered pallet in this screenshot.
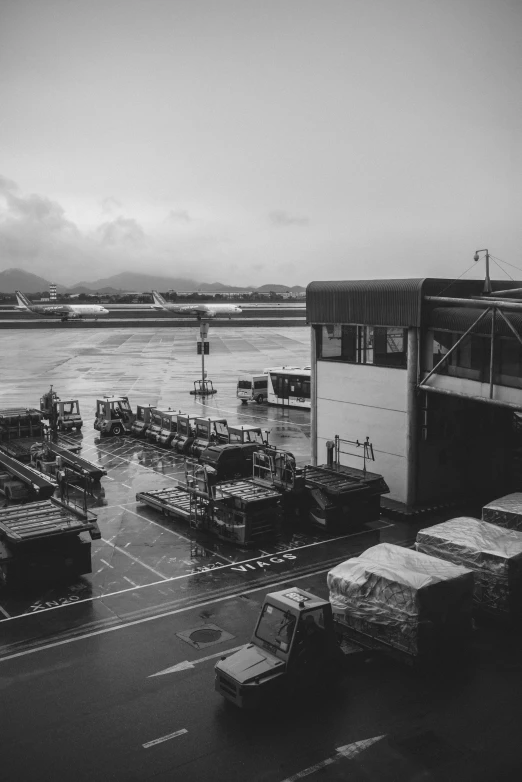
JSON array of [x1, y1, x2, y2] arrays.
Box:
[[482, 493, 522, 532], [416, 517, 522, 619], [327, 543, 474, 661]]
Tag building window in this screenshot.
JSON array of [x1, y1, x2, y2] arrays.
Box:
[[432, 330, 522, 389], [320, 325, 407, 368]]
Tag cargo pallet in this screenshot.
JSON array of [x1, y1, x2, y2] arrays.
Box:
[[0, 498, 101, 588]]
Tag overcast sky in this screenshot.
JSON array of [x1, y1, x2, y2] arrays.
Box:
[[0, 0, 521, 286]]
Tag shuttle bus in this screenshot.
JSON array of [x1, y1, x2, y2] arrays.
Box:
[[266, 366, 311, 409], [236, 373, 268, 405]]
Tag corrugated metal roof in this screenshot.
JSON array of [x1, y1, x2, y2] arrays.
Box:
[[306, 279, 425, 326], [306, 278, 522, 327], [429, 307, 522, 339]]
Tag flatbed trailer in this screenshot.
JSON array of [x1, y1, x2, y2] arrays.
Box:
[[0, 498, 101, 588], [136, 472, 281, 546], [0, 450, 57, 502], [136, 486, 198, 523]]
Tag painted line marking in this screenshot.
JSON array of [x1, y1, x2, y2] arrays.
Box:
[[99, 559, 114, 569], [0, 604, 11, 619], [122, 483, 132, 489], [149, 644, 245, 677], [101, 538, 168, 580], [123, 576, 139, 587], [87, 443, 179, 482], [143, 728, 187, 749], [0, 563, 350, 662], [122, 506, 193, 543], [0, 524, 394, 625], [94, 502, 139, 511], [280, 736, 386, 782]]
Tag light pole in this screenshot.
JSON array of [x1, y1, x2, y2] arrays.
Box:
[[473, 248, 492, 294]]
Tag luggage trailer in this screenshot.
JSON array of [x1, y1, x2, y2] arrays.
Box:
[[0, 498, 101, 588], [136, 464, 282, 546]]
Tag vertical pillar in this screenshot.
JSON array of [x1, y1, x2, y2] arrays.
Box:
[[311, 325, 318, 466], [405, 327, 419, 508]]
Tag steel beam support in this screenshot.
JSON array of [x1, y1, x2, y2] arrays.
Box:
[[489, 308, 496, 399], [421, 307, 492, 387], [418, 383, 522, 411], [425, 295, 522, 312], [406, 327, 419, 508], [497, 308, 522, 349], [311, 325, 318, 466]]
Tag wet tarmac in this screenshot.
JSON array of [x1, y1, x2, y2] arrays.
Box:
[[0, 326, 316, 636], [1, 327, 522, 781]]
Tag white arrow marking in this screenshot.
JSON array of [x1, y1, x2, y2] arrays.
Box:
[[148, 644, 246, 677], [143, 728, 187, 748], [279, 735, 386, 782]]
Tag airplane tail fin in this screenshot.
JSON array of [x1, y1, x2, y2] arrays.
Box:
[[151, 290, 168, 309], [15, 290, 33, 311]]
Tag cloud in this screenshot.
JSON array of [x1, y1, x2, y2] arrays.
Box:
[[0, 176, 156, 282], [0, 175, 19, 195], [95, 216, 146, 246], [166, 209, 192, 224], [269, 210, 310, 227], [101, 197, 123, 214]]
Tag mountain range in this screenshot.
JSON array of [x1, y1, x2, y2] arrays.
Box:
[[0, 269, 305, 295]]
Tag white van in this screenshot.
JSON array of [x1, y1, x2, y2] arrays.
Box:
[[236, 373, 268, 404]]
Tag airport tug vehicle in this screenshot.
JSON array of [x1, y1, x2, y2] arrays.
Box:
[[94, 396, 135, 437], [130, 404, 155, 438], [215, 588, 346, 708], [40, 386, 83, 431]]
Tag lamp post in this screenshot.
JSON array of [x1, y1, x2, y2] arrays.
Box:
[[473, 248, 491, 294]]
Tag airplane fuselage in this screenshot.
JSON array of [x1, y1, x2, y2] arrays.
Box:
[[15, 302, 109, 319]]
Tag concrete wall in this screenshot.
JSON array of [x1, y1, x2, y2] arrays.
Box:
[[316, 360, 409, 502]]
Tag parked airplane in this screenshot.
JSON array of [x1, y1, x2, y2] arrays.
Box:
[[151, 290, 242, 319], [15, 291, 109, 321]]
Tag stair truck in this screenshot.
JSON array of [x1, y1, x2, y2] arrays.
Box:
[[130, 404, 155, 438], [215, 544, 475, 708], [40, 386, 83, 431], [0, 497, 101, 588], [94, 396, 135, 437]]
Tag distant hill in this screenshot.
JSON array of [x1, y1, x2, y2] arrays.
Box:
[[196, 282, 254, 292], [256, 283, 305, 293], [66, 285, 125, 295], [0, 267, 305, 295], [72, 272, 203, 293], [0, 268, 68, 294]]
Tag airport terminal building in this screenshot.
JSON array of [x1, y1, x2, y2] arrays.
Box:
[[307, 278, 522, 509]]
